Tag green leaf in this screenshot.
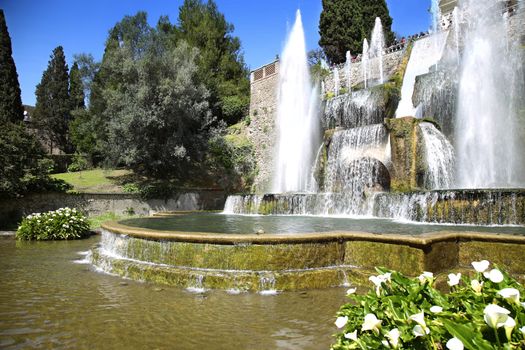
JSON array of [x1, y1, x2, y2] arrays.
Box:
[[442, 319, 494, 350]]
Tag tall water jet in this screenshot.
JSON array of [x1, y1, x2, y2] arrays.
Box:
[[455, 0, 525, 188], [362, 39, 369, 89], [345, 50, 352, 91], [334, 67, 340, 96], [452, 7, 461, 65], [370, 17, 385, 84], [272, 10, 321, 193], [430, 0, 442, 34]]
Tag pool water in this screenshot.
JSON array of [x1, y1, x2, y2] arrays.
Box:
[[119, 213, 525, 235], [0, 236, 347, 349]]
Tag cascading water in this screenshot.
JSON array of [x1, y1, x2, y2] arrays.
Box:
[[452, 7, 461, 65], [370, 17, 385, 85], [455, 0, 525, 188], [362, 39, 369, 89], [272, 10, 321, 193], [419, 122, 455, 189], [345, 50, 352, 90], [395, 31, 448, 118]]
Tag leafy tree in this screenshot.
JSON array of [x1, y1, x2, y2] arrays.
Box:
[[33, 46, 73, 153], [0, 123, 55, 198], [99, 12, 213, 178], [69, 62, 85, 110], [0, 9, 24, 123], [319, 0, 394, 64], [72, 53, 100, 105], [176, 0, 249, 124]]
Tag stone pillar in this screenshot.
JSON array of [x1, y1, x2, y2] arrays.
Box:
[[385, 117, 425, 192]]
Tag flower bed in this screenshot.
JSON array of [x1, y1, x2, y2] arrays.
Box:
[[16, 207, 90, 240], [332, 260, 525, 349]]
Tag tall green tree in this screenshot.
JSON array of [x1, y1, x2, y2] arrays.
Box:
[[0, 10, 24, 123], [319, 0, 394, 64], [176, 0, 249, 124], [69, 62, 84, 110], [33, 46, 73, 153]]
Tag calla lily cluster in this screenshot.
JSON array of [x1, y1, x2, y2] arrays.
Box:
[[332, 261, 525, 350]]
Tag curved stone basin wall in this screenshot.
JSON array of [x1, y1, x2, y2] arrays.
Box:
[[91, 219, 525, 292]]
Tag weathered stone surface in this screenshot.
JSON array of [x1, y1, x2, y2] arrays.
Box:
[[385, 117, 426, 192]]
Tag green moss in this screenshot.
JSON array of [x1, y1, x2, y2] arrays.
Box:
[[389, 43, 413, 90]]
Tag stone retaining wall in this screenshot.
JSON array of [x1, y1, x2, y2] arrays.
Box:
[[0, 191, 227, 228]]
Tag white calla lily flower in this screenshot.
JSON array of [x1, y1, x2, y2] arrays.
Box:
[[483, 304, 510, 328], [413, 324, 430, 337], [446, 337, 464, 350], [418, 271, 434, 283], [361, 313, 382, 335], [346, 288, 357, 296], [484, 269, 504, 283], [386, 328, 400, 348], [335, 316, 348, 329], [344, 330, 358, 341], [471, 279, 483, 293], [504, 317, 516, 340], [497, 288, 520, 305], [409, 312, 426, 327], [471, 260, 490, 273], [519, 326, 525, 336], [430, 306, 443, 313], [447, 273, 461, 287]]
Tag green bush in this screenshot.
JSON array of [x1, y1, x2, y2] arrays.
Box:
[[16, 207, 90, 240], [332, 262, 525, 349]]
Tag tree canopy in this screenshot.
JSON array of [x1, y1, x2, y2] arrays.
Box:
[[0, 9, 24, 124], [319, 0, 394, 64], [33, 46, 73, 153]]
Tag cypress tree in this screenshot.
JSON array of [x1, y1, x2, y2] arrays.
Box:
[[34, 46, 73, 153], [319, 0, 395, 64], [69, 62, 85, 110], [0, 10, 24, 123]]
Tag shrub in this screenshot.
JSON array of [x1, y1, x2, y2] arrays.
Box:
[[16, 207, 90, 240], [332, 262, 525, 349]]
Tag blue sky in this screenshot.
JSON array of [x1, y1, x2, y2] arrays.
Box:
[[1, 0, 432, 106]]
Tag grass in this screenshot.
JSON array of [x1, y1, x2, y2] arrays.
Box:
[[51, 169, 132, 193], [88, 212, 142, 229]]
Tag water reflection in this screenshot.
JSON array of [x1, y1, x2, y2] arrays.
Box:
[[0, 237, 346, 349]]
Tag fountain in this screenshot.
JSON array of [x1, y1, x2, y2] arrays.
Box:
[[333, 67, 340, 96], [91, 4, 525, 292], [345, 50, 352, 91], [362, 39, 369, 89], [272, 10, 321, 193], [455, 0, 525, 188], [370, 17, 385, 84]]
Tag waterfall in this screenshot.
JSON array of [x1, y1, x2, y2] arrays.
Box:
[[452, 7, 461, 65], [395, 32, 448, 118], [334, 67, 340, 96], [362, 39, 369, 89], [419, 122, 455, 189], [370, 17, 385, 84], [345, 50, 352, 91], [455, 0, 525, 188], [272, 10, 321, 193]]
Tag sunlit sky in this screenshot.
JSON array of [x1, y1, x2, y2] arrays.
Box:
[[1, 0, 432, 106]]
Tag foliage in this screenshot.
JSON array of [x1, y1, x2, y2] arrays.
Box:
[[207, 123, 256, 192], [16, 207, 90, 240], [33, 46, 74, 153], [72, 53, 100, 105], [319, 0, 394, 64], [332, 262, 525, 349], [0, 10, 24, 124], [176, 0, 250, 125], [69, 62, 85, 110], [69, 108, 100, 165], [67, 153, 89, 172], [0, 122, 69, 198]]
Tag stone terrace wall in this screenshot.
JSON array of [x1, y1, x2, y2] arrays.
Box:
[[323, 49, 405, 95], [0, 191, 227, 228], [247, 60, 279, 192]]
